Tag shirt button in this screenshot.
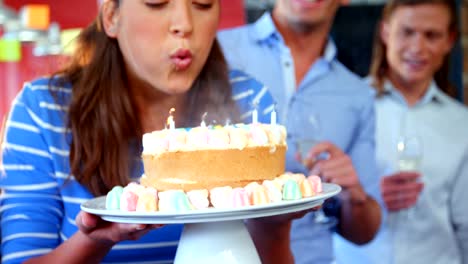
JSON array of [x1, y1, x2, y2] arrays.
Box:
[[284, 62, 291, 67]]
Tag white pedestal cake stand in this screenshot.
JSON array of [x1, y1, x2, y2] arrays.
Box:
[[81, 183, 341, 264]]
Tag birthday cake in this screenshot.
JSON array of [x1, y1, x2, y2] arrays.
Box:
[[105, 121, 325, 212], [140, 123, 287, 191]]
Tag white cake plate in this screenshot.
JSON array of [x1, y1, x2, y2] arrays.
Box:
[[81, 183, 341, 264]]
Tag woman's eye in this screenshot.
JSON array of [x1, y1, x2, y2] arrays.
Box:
[[145, 2, 167, 9], [193, 2, 213, 9]]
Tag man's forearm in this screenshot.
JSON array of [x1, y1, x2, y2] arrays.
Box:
[[338, 195, 381, 244]]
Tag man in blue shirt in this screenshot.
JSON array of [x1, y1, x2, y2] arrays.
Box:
[[218, 1, 382, 263]]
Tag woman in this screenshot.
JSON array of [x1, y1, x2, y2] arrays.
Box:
[[0, 1, 300, 263], [334, 0, 468, 263]]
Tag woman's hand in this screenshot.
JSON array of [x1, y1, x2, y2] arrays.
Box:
[[380, 172, 424, 211], [76, 211, 163, 247], [245, 207, 319, 264], [247, 206, 320, 226]]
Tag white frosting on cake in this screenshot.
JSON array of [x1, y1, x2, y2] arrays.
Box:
[[142, 123, 287, 155]]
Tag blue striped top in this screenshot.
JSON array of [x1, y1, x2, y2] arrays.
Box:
[[0, 69, 275, 264]]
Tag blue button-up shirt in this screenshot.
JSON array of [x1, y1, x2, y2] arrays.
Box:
[[333, 80, 468, 264], [219, 13, 379, 263]]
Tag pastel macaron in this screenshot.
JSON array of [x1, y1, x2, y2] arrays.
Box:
[[210, 186, 233, 209], [308, 175, 323, 193], [282, 179, 303, 200], [106, 186, 124, 210], [231, 188, 251, 208], [136, 187, 158, 212], [187, 189, 210, 210]]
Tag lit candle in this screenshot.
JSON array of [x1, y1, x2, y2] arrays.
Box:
[[252, 102, 258, 124], [201, 112, 208, 128], [167, 108, 175, 130], [270, 104, 277, 126]]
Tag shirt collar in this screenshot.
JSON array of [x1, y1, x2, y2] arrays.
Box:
[[251, 12, 337, 63], [383, 79, 444, 106], [252, 12, 281, 42], [322, 39, 337, 63]]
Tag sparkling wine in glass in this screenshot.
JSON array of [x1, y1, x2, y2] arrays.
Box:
[[293, 114, 336, 227], [395, 134, 423, 218], [397, 135, 423, 172], [295, 114, 322, 165]]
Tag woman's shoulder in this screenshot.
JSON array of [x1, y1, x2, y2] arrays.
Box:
[[228, 69, 268, 98], [228, 69, 255, 81], [18, 76, 72, 107], [25, 76, 72, 94], [228, 69, 266, 90], [228, 69, 274, 123]]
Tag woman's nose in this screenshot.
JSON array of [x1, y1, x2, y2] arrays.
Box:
[[169, 3, 193, 37]]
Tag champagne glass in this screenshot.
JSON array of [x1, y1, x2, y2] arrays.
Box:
[[396, 135, 423, 172], [295, 114, 322, 165], [397, 111, 423, 172], [395, 134, 423, 218], [294, 114, 336, 227]]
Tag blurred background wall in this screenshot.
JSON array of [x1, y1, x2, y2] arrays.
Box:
[[1, 0, 467, 122], [3, 0, 246, 29], [0, 0, 246, 121]]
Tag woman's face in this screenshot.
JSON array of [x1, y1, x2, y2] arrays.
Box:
[[381, 4, 454, 86], [104, 0, 220, 95]]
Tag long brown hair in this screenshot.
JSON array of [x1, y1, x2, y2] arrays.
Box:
[[53, 1, 238, 196], [369, 0, 459, 97]]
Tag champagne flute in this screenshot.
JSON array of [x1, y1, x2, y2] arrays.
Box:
[[397, 111, 423, 172], [395, 134, 423, 218], [397, 135, 423, 172], [295, 114, 322, 166], [294, 114, 337, 227]]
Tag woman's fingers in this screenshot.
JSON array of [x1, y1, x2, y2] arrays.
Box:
[[124, 225, 160, 240], [251, 208, 319, 225], [76, 211, 164, 244], [76, 211, 100, 233]]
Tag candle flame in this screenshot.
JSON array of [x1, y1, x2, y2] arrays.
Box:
[[201, 112, 208, 127], [167, 108, 175, 129]]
